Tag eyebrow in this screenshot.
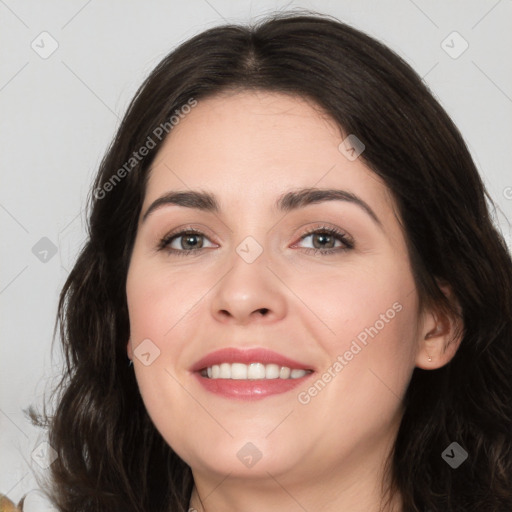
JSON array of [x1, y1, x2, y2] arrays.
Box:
[[141, 187, 382, 227]]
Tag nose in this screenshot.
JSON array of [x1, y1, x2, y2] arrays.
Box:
[[210, 246, 287, 326]]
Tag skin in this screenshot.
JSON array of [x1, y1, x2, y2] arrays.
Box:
[[125, 90, 462, 512]]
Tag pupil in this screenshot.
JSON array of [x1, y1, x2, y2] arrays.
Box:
[[314, 233, 333, 249], [183, 234, 202, 250]]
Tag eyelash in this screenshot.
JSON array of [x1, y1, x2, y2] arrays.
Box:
[[157, 225, 354, 257]]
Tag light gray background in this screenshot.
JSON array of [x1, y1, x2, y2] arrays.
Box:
[[1, 0, 511, 509]]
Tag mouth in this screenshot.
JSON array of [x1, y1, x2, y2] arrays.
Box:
[[200, 363, 312, 380], [191, 347, 315, 400]]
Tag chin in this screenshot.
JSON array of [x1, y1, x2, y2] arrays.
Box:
[[177, 436, 306, 478]]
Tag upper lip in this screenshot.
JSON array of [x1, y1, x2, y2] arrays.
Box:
[[190, 347, 314, 372]]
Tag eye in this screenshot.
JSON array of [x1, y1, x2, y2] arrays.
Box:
[[157, 225, 354, 257], [157, 228, 216, 256], [294, 225, 354, 256]]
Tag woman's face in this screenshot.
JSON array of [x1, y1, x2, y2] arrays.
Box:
[[126, 90, 424, 488]]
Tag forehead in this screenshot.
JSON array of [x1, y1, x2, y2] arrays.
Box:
[[142, 90, 395, 220]]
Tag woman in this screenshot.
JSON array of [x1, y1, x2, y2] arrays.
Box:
[[25, 11, 512, 512]]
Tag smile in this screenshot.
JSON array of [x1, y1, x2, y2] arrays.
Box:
[[201, 362, 312, 380], [191, 347, 315, 399]]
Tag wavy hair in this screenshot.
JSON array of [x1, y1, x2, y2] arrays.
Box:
[[25, 11, 512, 512]]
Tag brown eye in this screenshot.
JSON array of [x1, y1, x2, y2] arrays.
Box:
[[295, 226, 354, 255], [176, 232, 204, 250], [158, 229, 215, 255]]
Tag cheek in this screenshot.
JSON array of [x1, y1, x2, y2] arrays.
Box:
[[283, 256, 417, 346], [291, 273, 418, 455], [286, 258, 419, 400], [126, 260, 207, 344], [126, 262, 210, 452], [125, 261, 196, 406]]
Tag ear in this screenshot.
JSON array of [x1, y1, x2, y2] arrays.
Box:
[[415, 282, 463, 370], [127, 338, 133, 361]]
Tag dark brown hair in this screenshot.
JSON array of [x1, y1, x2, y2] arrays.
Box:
[[26, 10, 512, 512]]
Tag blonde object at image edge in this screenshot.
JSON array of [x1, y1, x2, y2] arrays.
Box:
[[0, 494, 22, 512]]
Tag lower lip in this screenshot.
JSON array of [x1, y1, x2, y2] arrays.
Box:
[[193, 372, 314, 400]]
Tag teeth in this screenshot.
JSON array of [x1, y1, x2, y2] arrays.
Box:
[[248, 363, 265, 379], [201, 363, 311, 380], [219, 362, 231, 379], [231, 363, 247, 380], [265, 364, 280, 379], [280, 366, 291, 379]]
